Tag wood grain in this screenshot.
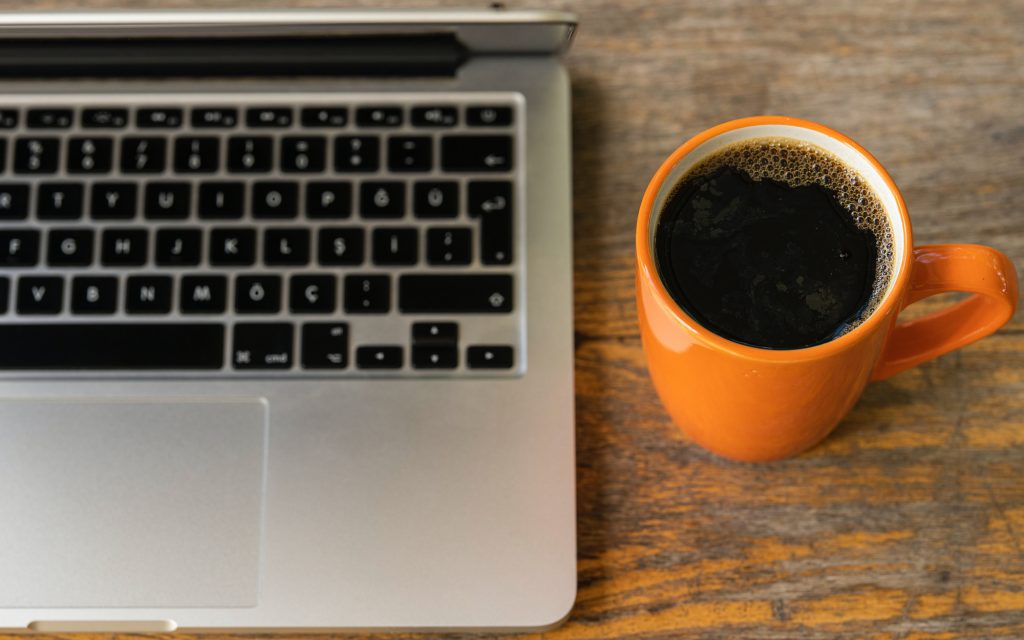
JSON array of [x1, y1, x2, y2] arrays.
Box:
[[1, 0, 1021, 637]]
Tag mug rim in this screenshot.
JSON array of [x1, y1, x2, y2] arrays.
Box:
[[636, 116, 914, 362]]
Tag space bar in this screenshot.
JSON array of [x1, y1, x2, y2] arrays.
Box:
[[0, 324, 224, 370]]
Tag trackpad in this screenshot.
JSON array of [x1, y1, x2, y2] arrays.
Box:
[[0, 398, 267, 608]]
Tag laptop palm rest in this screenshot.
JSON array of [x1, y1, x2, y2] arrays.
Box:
[[0, 398, 267, 608]]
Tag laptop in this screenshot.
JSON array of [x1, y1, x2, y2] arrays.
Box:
[[0, 9, 576, 632]]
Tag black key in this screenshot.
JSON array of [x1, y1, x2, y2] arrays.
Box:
[[334, 136, 380, 172], [198, 182, 245, 219], [82, 108, 128, 129], [67, 137, 113, 174], [372, 228, 418, 266], [155, 228, 202, 266], [427, 227, 472, 266], [0, 277, 7, 314], [17, 276, 63, 314], [235, 274, 282, 313], [0, 324, 224, 369], [411, 106, 457, 127], [174, 136, 220, 173], [388, 136, 432, 172], [290, 274, 337, 313], [192, 107, 238, 128], [37, 183, 84, 220], [180, 275, 227, 314], [247, 107, 293, 128], [252, 182, 298, 218], [264, 228, 310, 266], [47, 229, 94, 267], [0, 138, 5, 173], [441, 136, 513, 172], [301, 323, 348, 369], [233, 323, 294, 370], [137, 107, 183, 128], [414, 181, 458, 218], [467, 106, 514, 126], [27, 108, 72, 129], [412, 322, 458, 344], [0, 109, 17, 128], [281, 136, 326, 172], [318, 227, 364, 266], [210, 228, 256, 266], [412, 346, 457, 369], [467, 345, 514, 369], [356, 346, 402, 369], [469, 181, 514, 264], [145, 182, 191, 220], [468, 181, 512, 215], [344, 275, 390, 313], [306, 182, 352, 218], [360, 181, 405, 218], [121, 137, 167, 174], [399, 275, 512, 313], [0, 184, 29, 220], [301, 107, 348, 128], [14, 138, 59, 174], [356, 106, 402, 127], [101, 228, 148, 266], [71, 276, 118, 314], [90, 182, 137, 220], [227, 136, 273, 173], [0, 230, 40, 267], [126, 275, 173, 314]]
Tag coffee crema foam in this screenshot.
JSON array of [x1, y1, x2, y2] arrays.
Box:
[[673, 137, 895, 333]]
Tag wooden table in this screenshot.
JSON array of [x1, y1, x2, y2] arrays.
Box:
[[5, 0, 1022, 637]]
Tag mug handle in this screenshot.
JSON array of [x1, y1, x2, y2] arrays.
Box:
[[871, 244, 1018, 381]]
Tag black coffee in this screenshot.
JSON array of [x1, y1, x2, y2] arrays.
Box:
[[654, 138, 894, 349]]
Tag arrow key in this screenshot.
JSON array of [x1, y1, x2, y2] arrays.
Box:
[[467, 345, 514, 369], [412, 345, 457, 369]]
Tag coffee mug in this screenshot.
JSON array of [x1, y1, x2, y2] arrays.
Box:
[[635, 116, 1019, 461]]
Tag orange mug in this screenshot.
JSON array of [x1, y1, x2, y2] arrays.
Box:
[[635, 116, 1019, 461]]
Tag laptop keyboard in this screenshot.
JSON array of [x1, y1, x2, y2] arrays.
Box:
[[0, 94, 523, 376]]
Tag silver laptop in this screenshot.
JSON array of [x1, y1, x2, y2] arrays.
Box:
[[0, 9, 576, 633]]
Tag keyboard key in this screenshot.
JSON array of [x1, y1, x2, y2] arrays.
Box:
[[228, 136, 273, 172], [356, 345, 402, 369], [26, 108, 72, 129], [210, 228, 256, 266], [290, 274, 337, 313], [373, 228, 418, 266], [388, 136, 432, 172], [180, 275, 227, 314], [145, 182, 191, 219], [155, 228, 202, 266], [37, 183, 84, 220], [441, 136, 513, 172], [126, 275, 173, 314], [469, 181, 514, 264], [398, 275, 512, 313], [281, 136, 326, 172], [90, 182, 137, 219], [411, 106, 457, 127], [301, 323, 348, 369], [121, 137, 167, 174], [174, 136, 220, 173], [198, 182, 245, 219], [192, 107, 238, 128], [306, 182, 352, 218], [47, 229, 94, 267], [360, 181, 405, 218], [334, 136, 380, 172], [82, 108, 128, 128], [318, 227, 364, 266], [0, 138, 5, 173], [467, 106, 513, 126], [0, 230, 40, 267], [414, 181, 458, 218], [252, 182, 298, 218], [235, 274, 282, 313], [247, 107, 293, 128], [264, 228, 310, 266], [426, 227, 472, 265], [137, 107, 183, 128], [356, 106, 402, 127], [0, 277, 7, 314], [67, 137, 113, 173], [101, 228, 148, 266], [467, 345, 514, 369], [412, 345, 457, 369], [0, 324, 224, 369], [17, 276, 63, 314], [0, 184, 29, 220], [412, 322, 458, 344], [301, 107, 348, 128], [0, 109, 17, 128], [344, 275, 389, 313], [233, 323, 294, 369], [15, 138, 60, 174], [468, 181, 512, 215], [71, 276, 118, 314]]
